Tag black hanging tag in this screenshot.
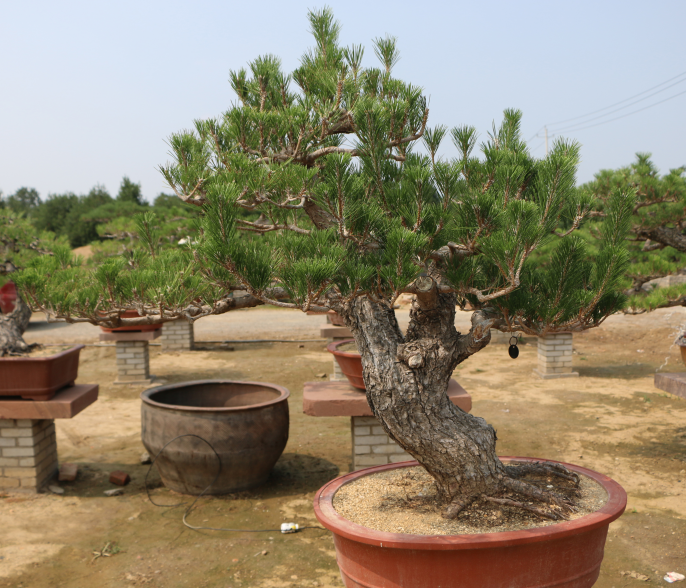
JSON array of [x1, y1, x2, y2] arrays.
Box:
[[508, 335, 519, 359]]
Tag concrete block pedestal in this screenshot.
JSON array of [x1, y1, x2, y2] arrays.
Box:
[[654, 372, 686, 399], [0, 384, 98, 492], [160, 318, 194, 352], [315, 313, 353, 382], [534, 332, 578, 379], [100, 330, 161, 385], [304, 380, 472, 471]]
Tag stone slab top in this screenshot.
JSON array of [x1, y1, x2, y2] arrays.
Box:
[[0, 384, 99, 420], [99, 330, 162, 342], [320, 326, 352, 338], [654, 372, 686, 400], [303, 379, 471, 417]]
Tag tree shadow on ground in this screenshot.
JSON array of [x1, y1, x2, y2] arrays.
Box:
[[56, 453, 339, 502], [576, 363, 658, 380]]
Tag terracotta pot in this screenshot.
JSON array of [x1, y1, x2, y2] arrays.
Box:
[[0, 281, 17, 314], [314, 457, 627, 588], [680, 346, 686, 367], [327, 339, 365, 390], [141, 380, 289, 495], [0, 345, 85, 401], [100, 309, 163, 332], [329, 312, 346, 326]]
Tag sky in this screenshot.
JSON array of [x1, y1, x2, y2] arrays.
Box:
[[1, 0, 685, 202]]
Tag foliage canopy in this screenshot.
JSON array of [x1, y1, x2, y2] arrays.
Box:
[[15, 8, 633, 334]]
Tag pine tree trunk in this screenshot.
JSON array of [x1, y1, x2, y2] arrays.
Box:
[[0, 295, 32, 356], [338, 293, 507, 517]]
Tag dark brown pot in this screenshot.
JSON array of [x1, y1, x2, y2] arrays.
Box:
[[100, 309, 163, 333], [314, 457, 627, 588], [327, 339, 365, 390], [0, 345, 84, 400], [141, 380, 289, 495]]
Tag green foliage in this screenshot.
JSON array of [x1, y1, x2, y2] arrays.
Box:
[[13, 8, 633, 335], [581, 154, 686, 312], [14, 230, 224, 321], [2, 187, 40, 217], [117, 177, 147, 206], [32, 186, 115, 248], [0, 208, 66, 287]]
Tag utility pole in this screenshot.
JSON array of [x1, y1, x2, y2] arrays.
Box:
[[545, 126, 548, 156]]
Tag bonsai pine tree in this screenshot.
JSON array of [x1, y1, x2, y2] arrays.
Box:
[[581, 153, 686, 312], [0, 209, 66, 355], [15, 9, 633, 518]]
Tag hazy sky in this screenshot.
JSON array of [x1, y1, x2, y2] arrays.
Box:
[[1, 0, 685, 202]]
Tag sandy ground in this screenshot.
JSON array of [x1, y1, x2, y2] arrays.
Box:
[[2, 307, 686, 587]]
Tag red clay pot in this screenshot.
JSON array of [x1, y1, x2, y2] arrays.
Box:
[[100, 309, 163, 333], [0, 281, 17, 314], [314, 457, 627, 588], [327, 339, 365, 390], [0, 345, 85, 401]]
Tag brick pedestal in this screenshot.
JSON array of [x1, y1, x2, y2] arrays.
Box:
[[489, 330, 511, 344], [100, 330, 160, 385], [160, 318, 194, 352], [351, 416, 412, 468], [0, 384, 98, 493], [304, 380, 472, 471], [115, 341, 151, 383], [0, 419, 57, 491], [534, 332, 578, 379]]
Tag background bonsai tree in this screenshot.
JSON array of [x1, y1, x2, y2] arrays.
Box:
[[581, 153, 686, 312], [0, 208, 66, 355], [15, 8, 633, 519]]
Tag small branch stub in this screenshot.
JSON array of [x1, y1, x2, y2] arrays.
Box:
[[413, 276, 438, 311]]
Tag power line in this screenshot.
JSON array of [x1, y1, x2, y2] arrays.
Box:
[[527, 127, 545, 142], [548, 75, 686, 131], [546, 87, 686, 136], [528, 140, 545, 152], [547, 69, 686, 126]]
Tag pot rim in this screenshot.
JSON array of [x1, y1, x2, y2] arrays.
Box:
[[140, 379, 290, 412], [326, 338, 360, 358], [314, 457, 627, 550], [0, 344, 85, 362]]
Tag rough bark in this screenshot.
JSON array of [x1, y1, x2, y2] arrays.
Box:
[[335, 289, 575, 519], [637, 226, 686, 252], [0, 295, 32, 356]]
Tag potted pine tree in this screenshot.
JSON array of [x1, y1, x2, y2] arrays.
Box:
[[14, 9, 632, 586], [0, 209, 87, 400]]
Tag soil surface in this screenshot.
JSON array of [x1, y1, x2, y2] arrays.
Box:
[[333, 464, 606, 535], [2, 306, 686, 587]]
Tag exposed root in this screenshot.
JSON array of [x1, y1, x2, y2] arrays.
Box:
[[442, 495, 476, 520], [502, 476, 577, 513], [504, 461, 580, 486], [481, 495, 569, 521], [442, 462, 581, 521]]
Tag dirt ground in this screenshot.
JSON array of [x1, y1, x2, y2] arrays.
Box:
[[2, 307, 686, 587]]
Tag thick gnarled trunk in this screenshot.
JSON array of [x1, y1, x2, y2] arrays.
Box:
[[335, 291, 577, 520], [337, 292, 505, 516], [0, 295, 32, 356]]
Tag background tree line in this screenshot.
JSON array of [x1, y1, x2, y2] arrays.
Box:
[[0, 177, 199, 251]]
